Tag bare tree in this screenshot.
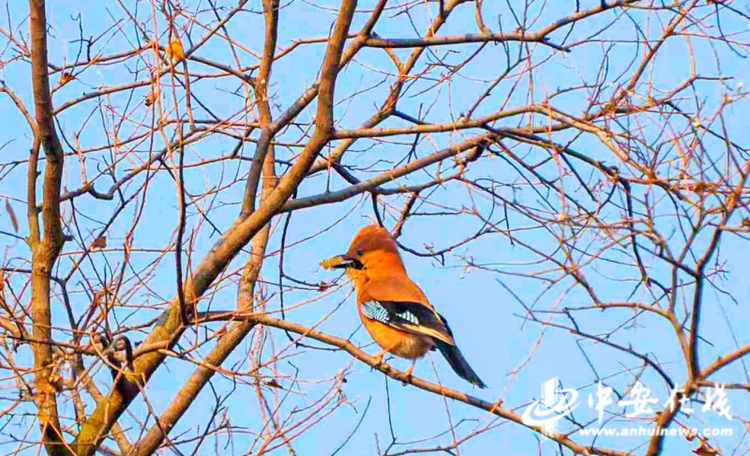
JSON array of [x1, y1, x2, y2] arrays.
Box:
[[0, 0, 748, 455]]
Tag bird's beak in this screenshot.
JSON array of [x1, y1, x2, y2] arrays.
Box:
[[320, 254, 363, 270]]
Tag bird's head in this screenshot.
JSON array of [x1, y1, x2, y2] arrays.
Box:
[[321, 225, 404, 277]]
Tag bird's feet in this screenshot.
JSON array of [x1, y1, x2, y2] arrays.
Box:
[[371, 350, 388, 371], [402, 363, 415, 385]]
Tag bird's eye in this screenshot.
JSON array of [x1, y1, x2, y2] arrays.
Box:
[[356, 249, 364, 257]]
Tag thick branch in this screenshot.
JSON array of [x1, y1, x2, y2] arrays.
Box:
[[197, 311, 633, 456], [72, 1, 357, 454], [129, 1, 281, 452], [28, 1, 68, 455]]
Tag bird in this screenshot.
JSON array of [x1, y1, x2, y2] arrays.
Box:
[[321, 225, 486, 388]]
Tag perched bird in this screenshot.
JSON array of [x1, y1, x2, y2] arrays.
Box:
[[102, 335, 141, 395], [322, 225, 486, 388]]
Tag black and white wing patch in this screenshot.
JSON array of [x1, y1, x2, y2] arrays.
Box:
[[360, 300, 454, 345], [361, 301, 419, 324]]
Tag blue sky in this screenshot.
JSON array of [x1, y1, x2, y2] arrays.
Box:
[[0, 0, 749, 455]]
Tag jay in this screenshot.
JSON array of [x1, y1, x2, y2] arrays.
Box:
[[322, 225, 486, 388]]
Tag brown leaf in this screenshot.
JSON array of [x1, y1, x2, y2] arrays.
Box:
[[5, 199, 18, 234], [693, 441, 718, 456], [49, 373, 64, 393], [144, 90, 159, 107], [166, 39, 184, 62], [91, 236, 107, 250], [60, 72, 76, 85]]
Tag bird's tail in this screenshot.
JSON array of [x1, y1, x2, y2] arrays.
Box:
[[434, 339, 487, 389]]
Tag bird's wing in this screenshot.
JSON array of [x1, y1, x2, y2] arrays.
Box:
[[360, 299, 455, 346]]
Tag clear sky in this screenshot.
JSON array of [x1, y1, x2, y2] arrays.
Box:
[[0, 0, 748, 455]]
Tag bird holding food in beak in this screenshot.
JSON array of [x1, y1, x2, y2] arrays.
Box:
[[321, 225, 486, 388]]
